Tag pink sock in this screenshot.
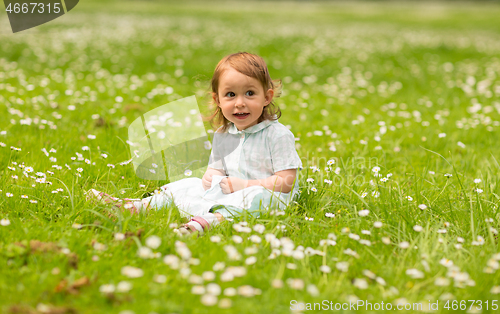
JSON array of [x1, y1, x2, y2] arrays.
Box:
[[186, 213, 220, 232], [200, 213, 220, 226], [186, 220, 204, 232]]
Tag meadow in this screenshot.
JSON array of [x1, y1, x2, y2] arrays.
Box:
[[1, 0, 500, 313]]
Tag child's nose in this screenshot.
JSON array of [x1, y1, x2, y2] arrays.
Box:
[[235, 96, 245, 107]]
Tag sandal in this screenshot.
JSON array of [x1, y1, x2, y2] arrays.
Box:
[[178, 216, 211, 235], [85, 189, 119, 204], [85, 189, 141, 215], [120, 201, 141, 215]]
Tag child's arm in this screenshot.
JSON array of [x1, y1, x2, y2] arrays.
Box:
[[202, 167, 226, 191], [220, 169, 297, 194], [248, 169, 298, 193]]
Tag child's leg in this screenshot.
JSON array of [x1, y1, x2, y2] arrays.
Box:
[[86, 189, 143, 214], [177, 190, 285, 235], [86, 188, 172, 214], [125, 189, 174, 212], [130, 178, 202, 213], [214, 213, 224, 222]]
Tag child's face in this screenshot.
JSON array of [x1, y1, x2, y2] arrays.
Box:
[[213, 67, 273, 131]]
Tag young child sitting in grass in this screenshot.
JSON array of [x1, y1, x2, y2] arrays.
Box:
[[87, 52, 302, 235]]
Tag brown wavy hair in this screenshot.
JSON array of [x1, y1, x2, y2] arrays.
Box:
[[205, 52, 282, 133]]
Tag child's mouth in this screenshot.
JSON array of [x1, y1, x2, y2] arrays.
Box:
[[233, 113, 250, 119]]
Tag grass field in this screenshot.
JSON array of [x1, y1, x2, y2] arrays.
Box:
[[1, 0, 500, 313]]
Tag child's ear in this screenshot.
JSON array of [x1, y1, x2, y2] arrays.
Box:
[[265, 89, 274, 105], [212, 92, 219, 104]]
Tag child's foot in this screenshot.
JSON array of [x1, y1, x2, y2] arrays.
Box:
[[178, 216, 210, 235], [177, 214, 221, 236], [85, 189, 141, 215], [85, 189, 120, 204], [121, 201, 141, 215]]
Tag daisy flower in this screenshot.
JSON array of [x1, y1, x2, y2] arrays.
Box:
[[0, 218, 11, 226], [358, 210, 369, 217]]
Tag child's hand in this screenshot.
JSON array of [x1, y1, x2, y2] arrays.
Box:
[[220, 177, 247, 194], [202, 172, 213, 191]]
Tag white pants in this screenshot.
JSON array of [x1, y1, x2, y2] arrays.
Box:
[[135, 176, 295, 218]]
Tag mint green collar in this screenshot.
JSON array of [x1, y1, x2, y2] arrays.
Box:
[[227, 119, 278, 134]]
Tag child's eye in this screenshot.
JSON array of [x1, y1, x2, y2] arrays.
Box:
[[226, 90, 255, 97]]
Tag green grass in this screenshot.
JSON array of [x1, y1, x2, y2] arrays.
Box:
[[1, 0, 500, 313]]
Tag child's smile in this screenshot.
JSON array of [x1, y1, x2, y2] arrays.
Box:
[[214, 67, 274, 131], [233, 112, 250, 119]]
